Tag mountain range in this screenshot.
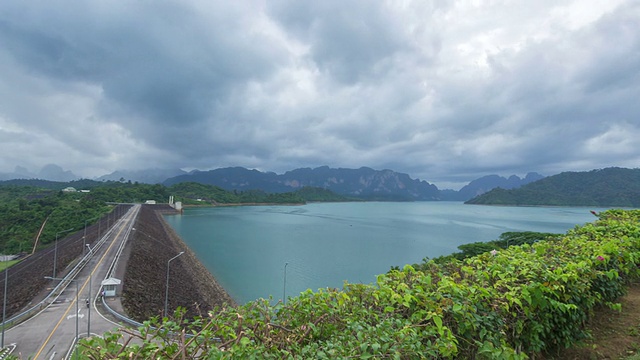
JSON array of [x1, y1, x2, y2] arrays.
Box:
[[439, 173, 545, 201], [3, 164, 637, 206], [0, 164, 544, 202], [161, 166, 543, 201], [466, 167, 640, 207], [96, 168, 188, 184], [164, 166, 441, 201], [0, 164, 77, 182]]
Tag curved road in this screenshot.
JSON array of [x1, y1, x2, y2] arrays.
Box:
[[4, 204, 140, 359]]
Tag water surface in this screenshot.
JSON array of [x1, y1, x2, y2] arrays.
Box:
[[164, 202, 609, 304]]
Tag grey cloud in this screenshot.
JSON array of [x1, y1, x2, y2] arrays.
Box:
[[267, 1, 433, 84], [0, 1, 639, 186], [1, 1, 286, 130], [422, 2, 640, 178]]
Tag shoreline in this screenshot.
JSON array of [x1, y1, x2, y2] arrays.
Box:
[[121, 205, 236, 322], [156, 207, 238, 307], [183, 201, 305, 208]]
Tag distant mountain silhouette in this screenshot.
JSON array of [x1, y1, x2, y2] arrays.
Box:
[[38, 164, 77, 182], [0, 164, 77, 182], [440, 172, 545, 201], [164, 166, 440, 201], [97, 168, 187, 184], [0, 164, 545, 202], [466, 167, 640, 207], [0, 167, 32, 181]]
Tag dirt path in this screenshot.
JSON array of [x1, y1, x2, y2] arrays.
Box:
[[550, 282, 640, 359]]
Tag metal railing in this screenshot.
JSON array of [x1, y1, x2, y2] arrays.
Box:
[[99, 296, 145, 328], [97, 206, 145, 329], [1, 208, 125, 330]]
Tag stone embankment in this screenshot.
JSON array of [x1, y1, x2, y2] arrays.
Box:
[[121, 204, 236, 322]]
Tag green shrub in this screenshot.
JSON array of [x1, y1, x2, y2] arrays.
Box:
[[81, 209, 640, 359]]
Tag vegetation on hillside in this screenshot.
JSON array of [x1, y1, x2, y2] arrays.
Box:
[[0, 189, 109, 254], [412, 231, 561, 267], [79, 209, 640, 359], [293, 186, 356, 202], [467, 167, 640, 207], [164, 182, 239, 204], [0, 204, 129, 319], [165, 182, 307, 204]]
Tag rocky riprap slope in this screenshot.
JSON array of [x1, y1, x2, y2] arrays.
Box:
[[122, 205, 236, 322]]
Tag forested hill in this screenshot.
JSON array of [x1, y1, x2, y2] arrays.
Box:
[[164, 166, 440, 201], [466, 167, 640, 207]]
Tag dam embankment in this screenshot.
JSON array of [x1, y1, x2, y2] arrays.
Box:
[[121, 204, 236, 322]]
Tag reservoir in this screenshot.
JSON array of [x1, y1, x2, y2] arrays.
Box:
[[164, 202, 610, 304]]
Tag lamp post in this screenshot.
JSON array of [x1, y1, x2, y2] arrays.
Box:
[[2, 266, 7, 348], [83, 220, 89, 256], [85, 244, 92, 337], [45, 276, 78, 359], [83, 217, 99, 256], [53, 228, 73, 279], [165, 252, 184, 318], [283, 262, 288, 305]]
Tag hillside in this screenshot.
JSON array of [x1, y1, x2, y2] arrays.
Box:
[[440, 172, 544, 201], [96, 168, 187, 184], [0, 205, 129, 319], [466, 167, 640, 207], [164, 166, 440, 201]]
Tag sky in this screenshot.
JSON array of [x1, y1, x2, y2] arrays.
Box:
[[0, 1, 638, 189]]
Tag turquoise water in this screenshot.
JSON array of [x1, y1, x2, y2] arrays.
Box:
[[164, 202, 610, 304]]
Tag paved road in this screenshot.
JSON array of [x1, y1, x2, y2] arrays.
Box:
[[5, 204, 140, 360]]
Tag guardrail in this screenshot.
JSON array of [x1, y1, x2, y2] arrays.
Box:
[[64, 205, 139, 360], [0, 208, 126, 330], [99, 293, 219, 342], [99, 296, 145, 328], [96, 206, 146, 329]]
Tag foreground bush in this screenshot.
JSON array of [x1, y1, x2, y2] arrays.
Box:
[[81, 209, 640, 359]]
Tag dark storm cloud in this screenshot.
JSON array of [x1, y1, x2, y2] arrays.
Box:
[[0, 1, 284, 129], [0, 0, 638, 188]]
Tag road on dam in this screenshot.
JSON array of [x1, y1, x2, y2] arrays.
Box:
[[4, 204, 141, 359]]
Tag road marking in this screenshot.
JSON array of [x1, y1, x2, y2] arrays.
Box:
[[32, 208, 135, 360], [66, 313, 84, 320], [31, 292, 77, 360]]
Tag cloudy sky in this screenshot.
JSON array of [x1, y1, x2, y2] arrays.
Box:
[[0, 0, 638, 189]]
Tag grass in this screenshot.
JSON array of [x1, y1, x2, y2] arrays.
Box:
[[0, 260, 20, 271]]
